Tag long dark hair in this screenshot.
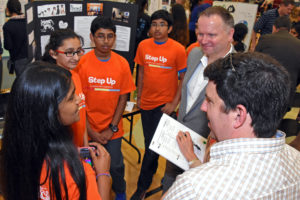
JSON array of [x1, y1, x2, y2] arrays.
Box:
[[169, 4, 189, 47], [0, 61, 87, 200], [42, 29, 84, 64]]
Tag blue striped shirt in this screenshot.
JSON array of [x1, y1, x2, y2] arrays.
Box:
[[254, 8, 279, 35]]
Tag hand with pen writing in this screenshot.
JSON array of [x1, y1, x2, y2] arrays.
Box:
[[176, 131, 198, 163]]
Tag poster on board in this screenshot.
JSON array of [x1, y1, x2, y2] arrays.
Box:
[[213, 1, 258, 51]]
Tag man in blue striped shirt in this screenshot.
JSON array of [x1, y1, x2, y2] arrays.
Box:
[[250, 0, 294, 51]]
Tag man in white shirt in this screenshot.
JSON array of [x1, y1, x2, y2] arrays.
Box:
[[163, 52, 300, 199], [162, 6, 235, 192]]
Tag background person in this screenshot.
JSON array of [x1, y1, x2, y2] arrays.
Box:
[[250, 0, 295, 51], [0, 62, 111, 200], [132, 10, 187, 200], [42, 29, 88, 147], [169, 4, 189, 47], [233, 23, 248, 52], [3, 0, 28, 76]]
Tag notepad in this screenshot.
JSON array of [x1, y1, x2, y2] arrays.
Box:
[[149, 114, 207, 170]]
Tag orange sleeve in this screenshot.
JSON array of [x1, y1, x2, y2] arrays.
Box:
[[120, 58, 136, 95], [134, 40, 145, 65], [83, 162, 102, 200], [176, 43, 187, 72]]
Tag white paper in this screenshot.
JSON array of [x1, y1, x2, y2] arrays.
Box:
[[40, 35, 50, 56], [26, 7, 33, 24], [70, 4, 82, 12], [114, 25, 131, 52], [74, 16, 97, 49], [150, 114, 207, 170], [125, 101, 135, 112]]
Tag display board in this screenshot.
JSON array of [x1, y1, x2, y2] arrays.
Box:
[[25, 1, 138, 69], [213, 1, 258, 51]]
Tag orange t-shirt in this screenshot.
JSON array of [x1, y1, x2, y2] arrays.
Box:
[[39, 161, 101, 200], [70, 70, 86, 147], [76, 50, 136, 139], [135, 38, 187, 110], [186, 42, 201, 58]]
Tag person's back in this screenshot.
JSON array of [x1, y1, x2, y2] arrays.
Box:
[[3, 0, 28, 75], [255, 16, 300, 106]]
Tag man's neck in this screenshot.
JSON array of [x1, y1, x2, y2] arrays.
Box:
[[207, 45, 232, 65]]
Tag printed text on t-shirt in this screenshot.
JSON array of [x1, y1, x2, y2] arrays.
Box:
[[88, 77, 116, 86]]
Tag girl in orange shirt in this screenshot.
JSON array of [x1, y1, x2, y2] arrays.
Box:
[[0, 62, 111, 200], [42, 29, 88, 147]]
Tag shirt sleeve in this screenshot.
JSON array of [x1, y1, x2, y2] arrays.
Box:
[[83, 162, 102, 200], [163, 174, 197, 200], [253, 12, 267, 33], [120, 59, 136, 95], [176, 45, 187, 72], [134, 42, 144, 66], [3, 24, 13, 51]]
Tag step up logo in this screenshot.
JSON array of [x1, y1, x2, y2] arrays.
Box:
[[88, 77, 116, 86]]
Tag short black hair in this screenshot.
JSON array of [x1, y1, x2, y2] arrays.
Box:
[[90, 16, 116, 35], [151, 9, 173, 27], [274, 16, 291, 31], [204, 52, 290, 138], [6, 0, 22, 15]]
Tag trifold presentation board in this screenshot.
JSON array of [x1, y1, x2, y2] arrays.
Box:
[[25, 1, 138, 70]]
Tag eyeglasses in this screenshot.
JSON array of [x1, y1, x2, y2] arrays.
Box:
[[229, 53, 236, 72], [95, 33, 115, 41], [151, 23, 168, 28], [56, 48, 85, 57]]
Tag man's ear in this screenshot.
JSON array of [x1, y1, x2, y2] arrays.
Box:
[[49, 49, 58, 60], [233, 104, 247, 129], [168, 25, 173, 34]]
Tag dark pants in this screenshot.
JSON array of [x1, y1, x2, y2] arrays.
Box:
[[104, 138, 126, 194], [162, 160, 184, 193], [137, 105, 164, 190], [14, 58, 28, 77]]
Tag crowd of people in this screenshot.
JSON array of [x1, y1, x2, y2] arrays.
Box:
[[0, 0, 300, 200]]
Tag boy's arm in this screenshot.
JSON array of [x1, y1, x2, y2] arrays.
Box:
[[136, 65, 144, 108], [161, 72, 185, 115], [97, 93, 128, 144]]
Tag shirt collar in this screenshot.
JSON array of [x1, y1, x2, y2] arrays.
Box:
[[210, 131, 286, 160]]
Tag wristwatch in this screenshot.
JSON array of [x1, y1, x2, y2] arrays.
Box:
[[109, 124, 119, 133]]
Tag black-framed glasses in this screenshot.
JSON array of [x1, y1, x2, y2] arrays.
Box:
[[229, 53, 236, 72], [151, 23, 168, 28], [56, 48, 85, 57], [95, 33, 115, 41]]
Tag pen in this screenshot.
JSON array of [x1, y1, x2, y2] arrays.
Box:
[[193, 143, 201, 151], [183, 132, 201, 151]]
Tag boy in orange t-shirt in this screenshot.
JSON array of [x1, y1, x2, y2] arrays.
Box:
[[75, 16, 135, 200], [131, 10, 187, 199]]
